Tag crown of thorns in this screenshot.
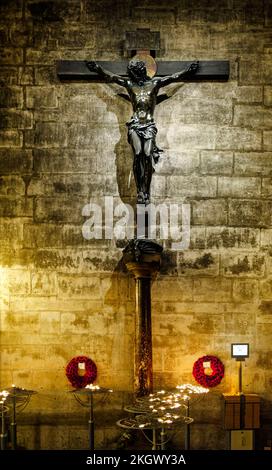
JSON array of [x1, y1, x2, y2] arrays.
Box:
[[127, 60, 147, 74]]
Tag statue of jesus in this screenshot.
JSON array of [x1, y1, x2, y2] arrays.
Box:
[[86, 58, 199, 205]]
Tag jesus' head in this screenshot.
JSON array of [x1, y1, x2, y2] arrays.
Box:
[[127, 59, 149, 84]]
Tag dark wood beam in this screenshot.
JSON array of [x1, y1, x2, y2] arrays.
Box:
[[56, 60, 229, 81]]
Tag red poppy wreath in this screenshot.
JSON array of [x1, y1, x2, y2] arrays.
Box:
[[66, 356, 97, 388], [192, 355, 224, 388]]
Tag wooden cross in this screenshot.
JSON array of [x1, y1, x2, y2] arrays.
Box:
[[57, 27, 228, 80], [57, 59, 229, 81], [57, 56, 229, 205]]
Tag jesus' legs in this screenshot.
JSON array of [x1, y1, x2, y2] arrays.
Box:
[[133, 153, 146, 204], [143, 139, 154, 204], [130, 131, 144, 203], [130, 131, 154, 204]]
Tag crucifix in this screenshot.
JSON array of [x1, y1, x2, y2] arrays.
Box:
[[57, 30, 229, 206], [57, 29, 229, 396]]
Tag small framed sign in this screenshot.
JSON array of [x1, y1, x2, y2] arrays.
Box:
[[231, 343, 249, 359]]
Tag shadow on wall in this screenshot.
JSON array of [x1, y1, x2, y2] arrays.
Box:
[[93, 83, 136, 205]]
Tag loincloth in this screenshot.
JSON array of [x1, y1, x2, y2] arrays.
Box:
[[126, 118, 163, 165]]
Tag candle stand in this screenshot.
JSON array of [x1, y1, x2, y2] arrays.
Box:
[[5, 386, 37, 450], [176, 384, 209, 450], [69, 385, 113, 450], [117, 390, 193, 450], [0, 392, 9, 450]]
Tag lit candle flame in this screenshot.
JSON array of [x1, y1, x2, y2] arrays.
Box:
[[85, 384, 100, 390]]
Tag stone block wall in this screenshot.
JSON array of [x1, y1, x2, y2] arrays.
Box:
[[0, 0, 272, 449]]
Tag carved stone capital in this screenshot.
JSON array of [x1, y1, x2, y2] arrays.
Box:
[[122, 239, 163, 279]]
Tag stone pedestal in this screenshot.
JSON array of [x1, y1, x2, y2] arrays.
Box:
[[123, 239, 163, 396]]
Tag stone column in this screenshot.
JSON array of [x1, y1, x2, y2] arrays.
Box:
[[122, 239, 163, 396]]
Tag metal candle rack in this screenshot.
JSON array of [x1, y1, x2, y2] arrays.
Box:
[[69, 385, 113, 450], [0, 401, 9, 450], [176, 384, 209, 450], [117, 390, 194, 450], [117, 412, 192, 450], [1, 386, 36, 450]]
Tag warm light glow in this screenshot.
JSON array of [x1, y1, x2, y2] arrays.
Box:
[[176, 383, 209, 397], [85, 384, 100, 390], [0, 390, 9, 400], [133, 389, 193, 428], [131, 386, 209, 429]]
